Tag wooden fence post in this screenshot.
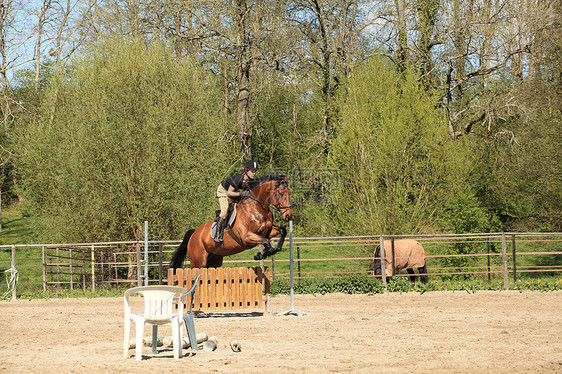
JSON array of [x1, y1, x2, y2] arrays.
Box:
[[100, 251, 104, 287], [69, 248, 73, 290], [158, 243, 163, 285], [390, 238, 395, 277], [49, 257, 53, 290], [379, 236, 387, 292], [512, 235, 517, 282], [11, 245, 16, 300], [42, 246, 46, 293], [91, 246, 95, 291], [501, 233, 508, 290], [82, 250, 86, 290], [113, 253, 118, 283], [107, 250, 113, 285], [56, 247, 61, 291], [486, 239, 491, 283], [136, 243, 142, 286]]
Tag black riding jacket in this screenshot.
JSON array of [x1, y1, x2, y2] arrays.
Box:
[[220, 173, 247, 192]]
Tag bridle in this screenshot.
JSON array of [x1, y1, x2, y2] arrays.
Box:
[[271, 181, 292, 217], [246, 180, 292, 216]]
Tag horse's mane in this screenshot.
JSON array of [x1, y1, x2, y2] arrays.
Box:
[[247, 174, 287, 190]]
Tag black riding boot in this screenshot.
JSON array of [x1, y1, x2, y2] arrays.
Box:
[[214, 217, 226, 243]]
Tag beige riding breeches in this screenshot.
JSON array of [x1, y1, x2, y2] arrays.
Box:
[[216, 184, 229, 219]]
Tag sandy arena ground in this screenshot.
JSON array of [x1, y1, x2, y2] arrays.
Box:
[[1, 291, 561, 373]]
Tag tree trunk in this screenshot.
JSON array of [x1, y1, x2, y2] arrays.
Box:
[[395, 0, 407, 71], [35, 0, 52, 92], [0, 0, 11, 136], [416, 0, 440, 86], [234, 0, 252, 159]]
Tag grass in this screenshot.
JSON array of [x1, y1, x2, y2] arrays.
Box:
[[0, 205, 41, 245], [15, 284, 131, 300], [8, 274, 562, 299], [1, 206, 560, 299], [270, 274, 562, 295]]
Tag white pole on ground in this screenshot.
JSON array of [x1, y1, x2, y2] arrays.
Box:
[[144, 221, 149, 286], [277, 220, 306, 316]]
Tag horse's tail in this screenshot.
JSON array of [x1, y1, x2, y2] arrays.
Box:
[[169, 229, 195, 269]]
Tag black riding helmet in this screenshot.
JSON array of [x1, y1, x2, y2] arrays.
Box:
[[244, 160, 258, 170]]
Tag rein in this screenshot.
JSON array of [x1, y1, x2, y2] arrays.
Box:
[[243, 180, 292, 215]]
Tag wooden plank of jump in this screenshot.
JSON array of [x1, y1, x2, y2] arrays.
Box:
[[204, 268, 217, 310], [177, 266, 184, 288], [223, 268, 230, 309], [233, 267, 240, 308], [195, 268, 203, 310], [255, 267, 263, 308], [250, 267, 257, 308], [217, 268, 225, 310], [248, 267, 255, 308], [168, 266, 269, 312], [224, 269, 231, 309], [242, 267, 249, 308]]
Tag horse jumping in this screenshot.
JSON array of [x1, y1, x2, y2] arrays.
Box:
[[374, 239, 428, 284], [170, 174, 292, 269]]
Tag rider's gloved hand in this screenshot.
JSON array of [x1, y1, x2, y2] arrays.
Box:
[[239, 190, 250, 197]]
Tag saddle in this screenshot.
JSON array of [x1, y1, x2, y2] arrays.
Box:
[[210, 203, 237, 239]]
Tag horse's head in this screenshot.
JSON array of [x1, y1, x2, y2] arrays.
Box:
[[248, 174, 293, 221], [270, 176, 292, 222]]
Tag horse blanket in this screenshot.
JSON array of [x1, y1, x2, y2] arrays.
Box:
[[378, 239, 427, 276]]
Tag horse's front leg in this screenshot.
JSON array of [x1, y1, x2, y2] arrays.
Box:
[[268, 226, 287, 255], [253, 226, 287, 260], [239, 232, 273, 260]]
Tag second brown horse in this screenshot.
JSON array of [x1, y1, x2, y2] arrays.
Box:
[[170, 174, 292, 268]]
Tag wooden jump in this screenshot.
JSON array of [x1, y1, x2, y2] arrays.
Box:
[[167, 267, 270, 312]]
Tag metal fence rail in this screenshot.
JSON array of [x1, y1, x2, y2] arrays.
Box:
[[1, 232, 561, 298]]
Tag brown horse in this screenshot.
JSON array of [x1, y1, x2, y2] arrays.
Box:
[[374, 239, 428, 284], [169, 174, 292, 268]]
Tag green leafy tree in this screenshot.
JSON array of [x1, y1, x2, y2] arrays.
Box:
[[329, 57, 465, 234], [440, 186, 500, 276], [15, 38, 226, 242]]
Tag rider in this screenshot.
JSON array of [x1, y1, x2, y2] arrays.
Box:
[[214, 160, 258, 243]]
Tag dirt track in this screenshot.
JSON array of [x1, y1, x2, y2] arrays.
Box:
[[1, 291, 561, 373]]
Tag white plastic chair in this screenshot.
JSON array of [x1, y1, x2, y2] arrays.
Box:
[[179, 274, 201, 352], [123, 285, 188, 360]]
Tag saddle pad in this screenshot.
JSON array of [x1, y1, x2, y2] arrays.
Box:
[[211, 205, 237, 239]]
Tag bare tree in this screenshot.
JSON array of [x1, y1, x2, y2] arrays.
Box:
[[34, 0, 52, 92], [127, 0, 289, 159], [0, 0, 35, 136], [286, 0, 370, 156], [394, 0, 407, 70], [415, 0, 440, 87], [438, 0, 557, 139]]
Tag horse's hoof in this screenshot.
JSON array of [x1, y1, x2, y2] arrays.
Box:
[[254, 252, 265, 260]]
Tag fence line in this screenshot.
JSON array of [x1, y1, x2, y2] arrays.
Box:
[[1, 232, 561, 298]]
